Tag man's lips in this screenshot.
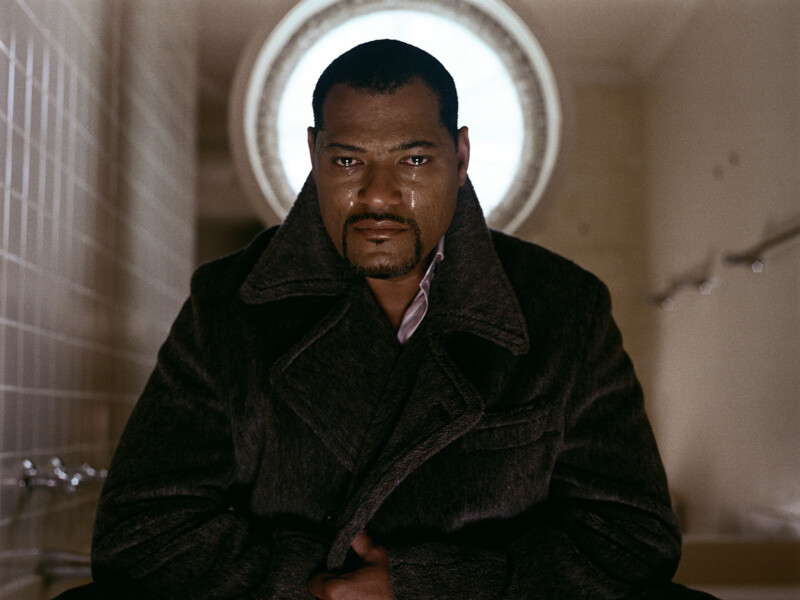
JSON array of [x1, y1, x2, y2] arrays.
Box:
[[351, 219, 409, 240]]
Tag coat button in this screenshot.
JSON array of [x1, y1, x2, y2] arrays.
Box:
[[324, 511, 335, 523]]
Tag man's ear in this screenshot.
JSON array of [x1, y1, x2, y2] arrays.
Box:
[[307, 127, 317, 179], [456, 126, 470, 186]]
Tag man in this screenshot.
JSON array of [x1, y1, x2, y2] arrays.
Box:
[[89, 40, 693, 599]]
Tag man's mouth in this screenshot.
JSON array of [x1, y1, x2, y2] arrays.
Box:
[[351, 219, 409, 241], [344, 213, 412, 243], [341, 212, 423, 276]]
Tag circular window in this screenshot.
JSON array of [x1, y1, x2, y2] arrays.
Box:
[[229, 0, 563, 233]]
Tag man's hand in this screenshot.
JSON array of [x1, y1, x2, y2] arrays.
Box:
[[308, 531, 392, 600]]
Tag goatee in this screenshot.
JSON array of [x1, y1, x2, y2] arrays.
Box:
[[341, 212, 423, 279]]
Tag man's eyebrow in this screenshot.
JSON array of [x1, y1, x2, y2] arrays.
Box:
[[391, 140, 437, 152], [324, 142, 366, 153], [323, 140, 438, 153]]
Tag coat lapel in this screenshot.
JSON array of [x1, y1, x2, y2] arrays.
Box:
[[267, 289, 400, 471], [241, 177, 402, 470], [425, 181, 529, 355], [240, 176, 358, 305], [327, 331, 486, 569]]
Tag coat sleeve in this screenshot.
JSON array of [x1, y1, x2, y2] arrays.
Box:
[[386, 284, 681, 599], [91, 293, 328, 599]]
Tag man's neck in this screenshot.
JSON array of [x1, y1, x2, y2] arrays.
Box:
[[366, 266, 425, 331]]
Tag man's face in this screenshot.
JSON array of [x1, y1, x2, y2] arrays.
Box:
[[308, 79, 470, 280]]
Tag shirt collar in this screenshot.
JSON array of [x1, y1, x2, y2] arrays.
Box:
[[396, 236, 445, 344], [421, 236, 445, 293]]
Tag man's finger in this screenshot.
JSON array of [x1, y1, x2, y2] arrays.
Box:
[[308, 572, 337, 599], [349, 530, 375, 559]]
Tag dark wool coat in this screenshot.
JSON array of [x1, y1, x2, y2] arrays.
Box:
[[91, 179, 683, 599]]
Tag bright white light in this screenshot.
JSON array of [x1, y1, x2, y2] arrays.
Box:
[[277, 10, 524, 216]]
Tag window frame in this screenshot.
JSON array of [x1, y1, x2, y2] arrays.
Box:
[[229, 0, 564, 233]]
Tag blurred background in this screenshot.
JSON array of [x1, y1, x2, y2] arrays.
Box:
[[0, 0, 798, 598]]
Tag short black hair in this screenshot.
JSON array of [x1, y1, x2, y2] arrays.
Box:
[[312, 39, 459, 143]]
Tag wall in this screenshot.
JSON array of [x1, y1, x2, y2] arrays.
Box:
[[643, 0, 800, 536], [517, 82, 655, 390], [520, 0, 800, 543], [0, 1, 197, 598]]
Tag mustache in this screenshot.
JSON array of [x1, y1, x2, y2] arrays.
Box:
[[343, 212, 415, 228]]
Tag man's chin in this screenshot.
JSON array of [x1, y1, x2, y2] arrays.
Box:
[[351, 263, 416, 279], [342, 224, 424, 280], [347, 256, 420, 280]]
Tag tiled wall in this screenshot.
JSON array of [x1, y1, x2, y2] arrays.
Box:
[[0, 1, 197, 597]]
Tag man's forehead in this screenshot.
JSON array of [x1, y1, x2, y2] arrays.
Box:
[[322, 80, 438, 114], [319, 81, 443, 135], [321, 139, 439, 154]]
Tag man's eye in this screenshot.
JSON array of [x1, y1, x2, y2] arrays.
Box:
[[404, 156, 429, 166], [334, 157, 357, 167]]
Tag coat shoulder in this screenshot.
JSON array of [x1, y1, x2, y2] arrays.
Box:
[[170, 226, 280, 351], [190, 226, 279, 304], [489, 230, 610, 312]]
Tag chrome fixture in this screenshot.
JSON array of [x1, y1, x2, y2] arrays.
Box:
[[725, 222, 800, 272], [646, 255, 716, 310], [647, 216, 799, 309], [646, 275, 715, 311], [17, 457, 107, 494]]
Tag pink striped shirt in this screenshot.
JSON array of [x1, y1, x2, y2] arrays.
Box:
[[396, 236, 445, 345]]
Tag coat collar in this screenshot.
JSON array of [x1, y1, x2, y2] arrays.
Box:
[[240, 175, 529, 356], [240, 176, 359, 303], [427, 181, 530, 355]]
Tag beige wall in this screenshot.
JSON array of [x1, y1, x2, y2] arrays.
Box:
[[517, 4, 800, 588], [521, 0, 799, 548], [642, 0, 800, 537], [0, 1, 197, 597], [517, 83, 655, 388]]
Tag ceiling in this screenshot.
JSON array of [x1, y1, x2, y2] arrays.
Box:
[[197, 0, 700, 146]]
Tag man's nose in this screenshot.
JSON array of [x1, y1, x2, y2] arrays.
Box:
[[358, 165, 401, 209]]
